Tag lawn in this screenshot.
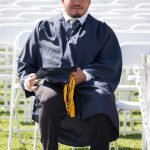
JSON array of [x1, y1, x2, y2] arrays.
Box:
[[0, 108, 142, 150]]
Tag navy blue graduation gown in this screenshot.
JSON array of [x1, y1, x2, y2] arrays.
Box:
[[18, 13, 122, 146]]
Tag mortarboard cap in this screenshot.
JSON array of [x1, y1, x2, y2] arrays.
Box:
[[36, 65, 78, 83]]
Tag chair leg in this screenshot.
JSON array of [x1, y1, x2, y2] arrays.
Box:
[[4, 79, 9, 112], [8, 104, 14, 150], [24, 95, 28, 122], [114, 140, 118, 150], [109, 140, 119, 150], [142, 122, 147, 150], [33, 123, 38, 150], [15, 104, 22, 144], [8, 89, 19, 150], [123, 111, 127, 136], [130, 110, 134, 131]]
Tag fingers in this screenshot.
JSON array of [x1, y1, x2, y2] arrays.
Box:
[[31, 85, 38, 92], [25, 73, 39, 92], [31, 79, 39, 91], [71, 67, 86, 84], [28, 73, 36, 81], [28, 73, 37, 81]]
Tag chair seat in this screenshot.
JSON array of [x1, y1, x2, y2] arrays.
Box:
[[116, 100, 140, 110], [117, 84, 139, 91]]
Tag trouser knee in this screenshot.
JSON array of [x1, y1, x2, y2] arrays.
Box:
[[36, 81, 66, 113]]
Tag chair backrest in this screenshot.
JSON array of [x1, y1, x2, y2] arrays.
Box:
[[113, 0, 150, 7], [90, 3, 128, 12], [16, 12, 59, 22], [0, 16, 25, 24], [121, 42, 150, 67], [91, 12, 120, 19], [0, 23, 34, 47], [32, 4, 62, 11], [115, 31, 150, 44], [0, 7, 41, 17], [101, 17, 150, 30], [119, 42, 150, 86], [12, 30, 32, 84], [0, 0, 18, 4], [134, 3, 150, 9], [110, 8, 150, 17], [133, 13, 150, 19], [130, 23, 150, 30], [14, 30, 32, 50], [0, 4, 20, 9], [12, 0, 58, 7]]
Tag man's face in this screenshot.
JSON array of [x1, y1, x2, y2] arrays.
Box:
[[62, 0, 90, 18]]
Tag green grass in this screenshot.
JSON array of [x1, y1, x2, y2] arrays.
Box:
[[0, 108, 142, 150]]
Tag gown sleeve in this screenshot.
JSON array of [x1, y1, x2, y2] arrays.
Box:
[[17, 21, 43, 98], [83, 24, 122, 92]]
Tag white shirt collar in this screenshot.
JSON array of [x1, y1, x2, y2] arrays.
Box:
[[63, 9, 88, 25]]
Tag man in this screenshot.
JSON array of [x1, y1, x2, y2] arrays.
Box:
[[18, 0, 122, 149]]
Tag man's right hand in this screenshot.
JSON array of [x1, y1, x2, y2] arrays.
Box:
[[24, 73, 38, 92]]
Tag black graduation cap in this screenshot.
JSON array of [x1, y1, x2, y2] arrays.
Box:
[[36, 65, 78, 83]]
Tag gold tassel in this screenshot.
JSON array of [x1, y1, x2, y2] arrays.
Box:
[[63, 73, 75, 117]]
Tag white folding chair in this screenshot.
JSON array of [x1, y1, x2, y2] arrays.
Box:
[[116, 42, 150, 135], [8, 30, 33, 150]]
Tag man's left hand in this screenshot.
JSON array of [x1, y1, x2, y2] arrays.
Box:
[[72, 67, 86, 84]]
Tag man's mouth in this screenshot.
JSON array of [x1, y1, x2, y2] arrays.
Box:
[[72, 5, 82, 9]]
